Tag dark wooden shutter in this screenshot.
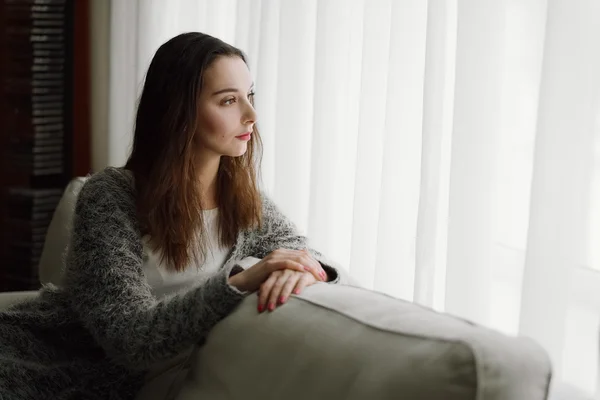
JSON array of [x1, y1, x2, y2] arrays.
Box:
[[0, 0, 90, 291]]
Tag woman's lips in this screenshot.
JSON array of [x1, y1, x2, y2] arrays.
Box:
[[236, 132, 252, 141]]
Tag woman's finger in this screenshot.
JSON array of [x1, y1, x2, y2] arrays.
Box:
[[277, 271, 302, 306], [272, 249, 324, 281], [293, 272, 314, 296], [293, 249, 325, 281], [267, 270, 294, 312], [300, 252, 326, 281], [258, 271, 280, 313], [267, 258, 307, 275]]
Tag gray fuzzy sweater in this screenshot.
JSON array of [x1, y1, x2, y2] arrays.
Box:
[[0, 167, 345, 400]]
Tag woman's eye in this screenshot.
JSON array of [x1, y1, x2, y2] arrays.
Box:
[[223, 97, 236, 105], [248, 91, 255, 100]]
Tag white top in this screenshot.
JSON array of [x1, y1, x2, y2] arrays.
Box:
[[141, 208, 232, 299], [140, 208, 261, 392]]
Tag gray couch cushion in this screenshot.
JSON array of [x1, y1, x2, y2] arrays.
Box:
[[173, 283, 551, 400], [39, 177, 87, 287]]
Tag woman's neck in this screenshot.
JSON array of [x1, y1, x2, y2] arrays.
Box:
[[197, 155, 220, 210]]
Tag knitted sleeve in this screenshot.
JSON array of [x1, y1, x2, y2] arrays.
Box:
[[247, 193, 355, 285], [63, 169, 246, 371]]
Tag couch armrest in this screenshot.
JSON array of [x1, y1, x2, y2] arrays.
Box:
[[172, 284, 552, 400], [0, 291, 39, 310]]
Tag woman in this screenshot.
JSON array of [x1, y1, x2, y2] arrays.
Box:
[[0, 32, 349, 399]]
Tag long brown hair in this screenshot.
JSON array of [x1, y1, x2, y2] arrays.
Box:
[[125, 32, 262, 272]]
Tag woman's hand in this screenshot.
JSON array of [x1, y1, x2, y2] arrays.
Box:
[[257, 269, 318, 313], [228, 248, 326, 293]]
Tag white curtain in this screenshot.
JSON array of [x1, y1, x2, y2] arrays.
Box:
[[105, 0, 600, 395]]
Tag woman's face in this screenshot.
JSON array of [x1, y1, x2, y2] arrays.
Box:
[[195, 56, 257, 159]]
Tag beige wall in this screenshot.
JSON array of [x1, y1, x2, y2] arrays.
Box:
[[90, 0, 110, 172]]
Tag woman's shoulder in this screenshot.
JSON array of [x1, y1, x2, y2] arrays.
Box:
[[77, 166, 136, 211], [258, 190, 277, 210], [84, 166, 134, 191], [257, 191, 295, 228]]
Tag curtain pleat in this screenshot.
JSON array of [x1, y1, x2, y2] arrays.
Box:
[[414, 0, 456, 310], [519, 0, 600, 385], [373, 0, 427, 301], [347, 0, 392, 289], [444, 0, 506, 326]]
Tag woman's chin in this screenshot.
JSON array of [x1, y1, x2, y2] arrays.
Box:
[[224, 144, 248, 158]]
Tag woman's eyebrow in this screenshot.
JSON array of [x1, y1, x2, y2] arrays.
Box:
[[212, 88, 238, 96], [211, 83, 255, 96]]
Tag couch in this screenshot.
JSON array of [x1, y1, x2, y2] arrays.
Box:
[[0, 177, 556, 399]]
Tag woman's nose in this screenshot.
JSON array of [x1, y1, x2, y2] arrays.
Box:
[[243, 102, 257, 125]]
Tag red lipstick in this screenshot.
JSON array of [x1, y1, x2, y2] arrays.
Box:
[[236, 132, 252, 141]]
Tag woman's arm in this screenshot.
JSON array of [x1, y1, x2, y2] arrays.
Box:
[[63, 170, 246, 371], [248, 193, 355, 285]]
